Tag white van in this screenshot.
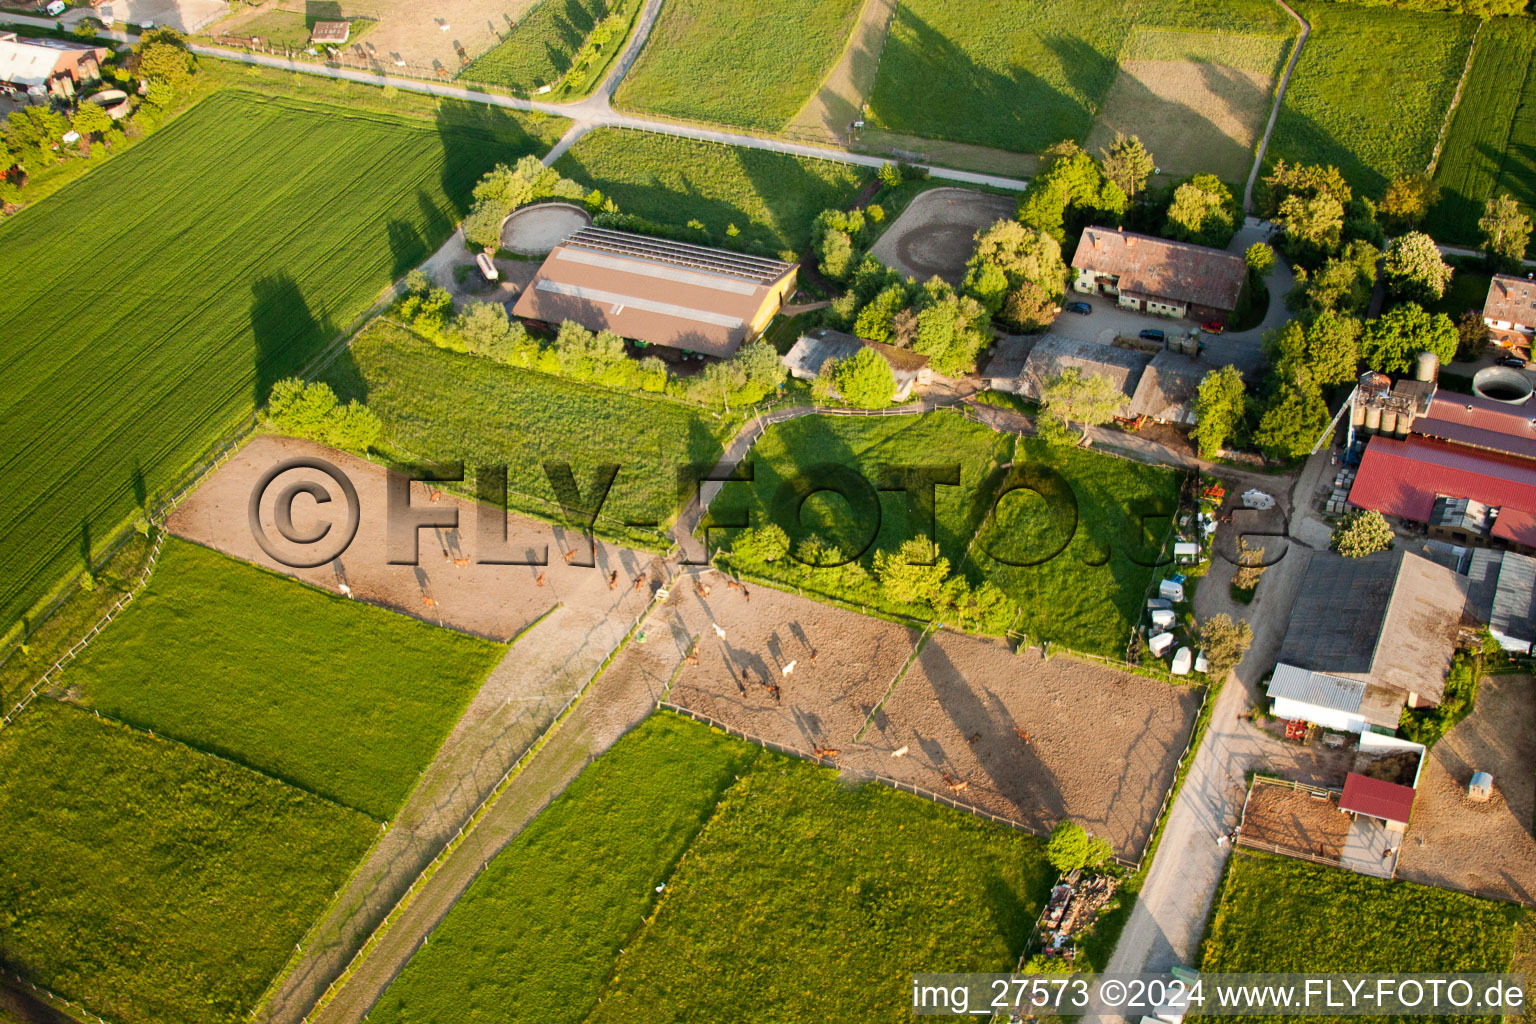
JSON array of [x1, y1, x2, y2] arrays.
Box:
[[45, 1, 67, 17]]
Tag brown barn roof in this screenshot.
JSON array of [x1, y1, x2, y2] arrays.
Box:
[[1017, 333, 1151, 413], [1483, 274, 1536, 326], [309, 20, 351, 43], [1073, 227, 1247, 312], [1126, 350, 1216, 424], [512, 227, 797, 357]]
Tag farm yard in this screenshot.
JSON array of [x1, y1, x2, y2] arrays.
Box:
[[1397, 674, 1536, 906], [0, 88, 563, 636], [323, 320, 737, 540], [864, 0, 1294, 154], [611, 0, 866, 131], [969, 439, 1184, 658], [1429, 18, 1536, 244], [60, 537, 504, 820], [1268, 2, 1475, 195], [373, 711, 1051, 1024], [1200, 852, 1524, 1016], [552, 128, 868, 253], [0, 700, 375, 1024]]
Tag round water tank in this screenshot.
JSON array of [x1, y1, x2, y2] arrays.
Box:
[[1396, 409, 1413, 438], [1380, 408, 1398, 435], [1351, 401, 1366, 427], [1416, 350, 1440, 382], [1365, 404, 1382, 433], [1472, 366, 1534, 405]]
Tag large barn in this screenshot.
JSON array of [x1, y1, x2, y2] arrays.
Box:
[[512, 227, 798, 357]]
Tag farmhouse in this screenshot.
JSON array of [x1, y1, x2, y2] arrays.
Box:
[[1011, 333, 1151, 412], [0, 32, 108, 98], [1265, 550, 1468, 733], [783, 329, 933, 401], [1482, 274, 1536, 354], [512, 227, 798, 357], [1071, 226, 1247, 324]]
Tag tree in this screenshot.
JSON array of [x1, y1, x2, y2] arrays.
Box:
[[729, 338, 787, 403], [1380, 173, 1440, 233], [1277, 192, 1345, 263], [873, 536, 950, 607], [1245, 242, 1277, 277], [3, 106, 67, 161], [1001, 281, 1057, 333], [1192, 365, 1246, 458], [1360, 303, 1457, 374], [1262, 160, 1351, 218], [962, 219, 1066, 313], [462, 155, 585, 249], [1099, 131, 1154, 200], [1016, 143, 1126, 242], [1046, 821, 1089, 873], [1456, 309, 1492, 361], [1383, 232, 1453, 303], [70, 102, 113, 140], [1199, 614, 1253, 678], [267, 378, 336, 438], [1265, 312, 1362, 387], [1286, 241, 1379, 317], [690, 359, 745, 412], [1231, 538, 1266, 593], [729, 524, 790, 568], [325, 401, 382, 453], [812, 207, 868, 281], [1163, 174, 1239, 248], [833, 346, 896, 408], [450, 301, 532, 364], [1252, 374, 1329, 459], [1332, 509, 1394, 558], [1480, 193, 1531, 266], [132, 28, 196, 90], [1039, 367, 1121, 440], [811, 357, 838, 402]]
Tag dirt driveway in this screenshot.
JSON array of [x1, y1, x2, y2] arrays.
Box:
[[168, 435, 663, 642], [1398, 673, 1536, 905]]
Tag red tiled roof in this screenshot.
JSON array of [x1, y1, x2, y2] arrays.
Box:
[[1414, 393, 1536, 460], [1348, 435, 1536, 544], [1072, 227, 1247, 311], [1340, 771, 1416, 824]]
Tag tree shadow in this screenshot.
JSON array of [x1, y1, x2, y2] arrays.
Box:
[[249, 274, 341, 405], [434, 99, 556, 219], [304, 0, 343, 28]]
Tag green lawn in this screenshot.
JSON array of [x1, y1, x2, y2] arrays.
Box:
[[612, 0, 864, 131], [713, 411, 1012, 615], [552, 127, 868, 253], [0, 701, 375, 1024], [1199, 852, 1522, 1023], [969, 439, 1184, 657], [374, 712, 1050, 1024], [459, 0, 633, 96], [1270, 2, 1475, 196], [65, 538, 503, 820], [368, 713, 759, 1024], [0, 87, 564, 636], [325, 320, 737, 540], [865, 0, 1294, 153], [230, 9, 376, 49]]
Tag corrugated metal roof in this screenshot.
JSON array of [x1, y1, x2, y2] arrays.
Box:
[[1413, 391, 1536, 461], [1491, 550, 1536, 643], [1277, 551, 1397, 676], [1340, 772, 1416, 824], [1267, 663, 1366, 714], [1348, 435, 1536, 544], [1465, 547, 1503, 622]]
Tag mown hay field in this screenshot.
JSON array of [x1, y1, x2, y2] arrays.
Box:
[[552, 127, 868, 253], [1199, 852, 1523, 1024], [65, 538, 504, 820], [0, 88, 564, 635], [372, 712, 1051, 1024], [459, 0, 625, 94], [865, 0, 1294, 153], [612, 0, 865, 131], [1269, 2, 1475, 195], [1430, 18, 1536, 244], [0, 701, 375, 1024], [970, 439, 1184, 657], [324, 320, 738, 537]]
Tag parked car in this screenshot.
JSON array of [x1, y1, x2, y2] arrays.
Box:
[[1064, 301, 1092, 315], [1499, 355, 1528, 369], [1201, 320, 1225, 334], [1139, 329, 1165, 342]]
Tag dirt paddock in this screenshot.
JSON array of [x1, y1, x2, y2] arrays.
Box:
[[667, 607, 1201, 859], [1239, 779, 1351, 863], [167, 435, 665, 642], [1398, 674, 1536, 905], [868, 187, 1017, 286], [501, 202, 591, 255]]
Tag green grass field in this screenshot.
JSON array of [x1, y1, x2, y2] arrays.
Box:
[[65, 538, 503, 819], [374, 712, 1050, 1023], [865, 0, 1294, 153], [1200, 852, 1522, 1023], [612, 0, 864, 131], [459, 0, 629, 95], [713, 411, 1012, 614], [368, 713, 758, 1024], [0, 88, 563, 637], [552, 127, 868, 253], [325, 320, 737, 538], [1430, 18, 1536, 244], [1270, 2, 1475, 196], [0, 701, 375, 1024], [970, 440, 1183, 657]]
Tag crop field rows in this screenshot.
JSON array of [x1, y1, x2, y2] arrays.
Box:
[[368, 712, 1053, 1024], [0, 88, 563, 635]]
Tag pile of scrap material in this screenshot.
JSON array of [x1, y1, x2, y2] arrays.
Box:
[[1035, 872, 1120, 960]]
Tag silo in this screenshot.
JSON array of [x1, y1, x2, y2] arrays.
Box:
[[1379, 407, 1398, 437], [1396, 408, 1413, 438], [1364, 403, 1382, 434], [1416, 351, 1440, 383], [1350, 399, 1366, 429]]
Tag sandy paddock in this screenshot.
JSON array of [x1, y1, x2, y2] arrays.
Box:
[[1239, 780, 1351, 863], [661, 569, 921, 751], [501, 202, 592, 255], [1398, 674, 1536, 905], [868, 188, 1018, 286], [167, 435, 666, 642]]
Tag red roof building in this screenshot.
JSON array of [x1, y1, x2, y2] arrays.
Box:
[[1339, 771, 1416, 828], [1348, 435, 1536, 549]]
